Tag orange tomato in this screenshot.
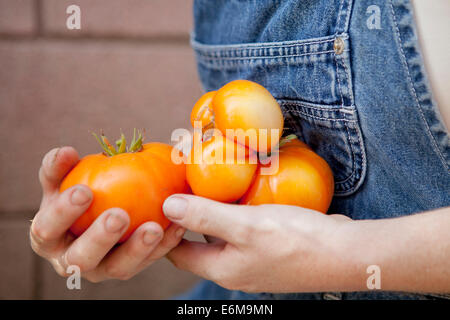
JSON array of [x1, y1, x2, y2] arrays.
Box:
[[186, 134, 258, 203], [240, 138, 334, 213], [188, 81, 334, 212], [60, 133, 188, 243], [190, 80, 284, 153], [190, 91, 216, 131], [212, 80, 284, 153]]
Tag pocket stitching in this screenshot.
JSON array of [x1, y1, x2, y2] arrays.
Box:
[[337, 116, 367, 193], [191, 34, 348, 52], [192, 34, 350, 69], [333, 53, 345, 107], [196, 50, 343, 62], [341, 121, 358, 185], [389, 0, 449, 172], [287, 108, 357, 122]]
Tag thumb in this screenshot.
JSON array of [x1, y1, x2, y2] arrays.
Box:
[[162, 194, 251, 244]]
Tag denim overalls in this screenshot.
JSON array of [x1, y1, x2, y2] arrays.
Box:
[[180, 0, 450, 300]]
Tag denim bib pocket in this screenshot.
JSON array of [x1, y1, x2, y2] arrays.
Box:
[[280, 99, 366, 196], [192, 33, 367, 196]]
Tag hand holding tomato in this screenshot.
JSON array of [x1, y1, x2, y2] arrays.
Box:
[[60, 131, 189, 243], [30, 146, 186, 282], [30, 79, 335, 285], [165, 80, 345, 292], [163, 194, 354, 293]]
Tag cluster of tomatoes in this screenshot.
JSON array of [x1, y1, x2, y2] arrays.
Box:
[[186, 80, 334, 211], [60, 80, 334, 242]]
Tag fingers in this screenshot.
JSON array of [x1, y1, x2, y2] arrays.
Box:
[[163, 194, 252, 244], [329, 214, 352, 222], [63, 208, 130, 273], [83, 222, 186, 282], [39, 146, 79, 198], [31, 146, 84, 260], [204, 235, 226, 244], [167, 239, 224, 280], [30, 185, 93, 252], [142, 222, 185, 259]]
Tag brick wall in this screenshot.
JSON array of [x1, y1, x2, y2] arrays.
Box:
[[0, 0, 204, 299]]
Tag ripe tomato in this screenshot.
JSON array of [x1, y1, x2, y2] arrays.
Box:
[[190, 80, 284, 153], [240, 138, 334, 213], [60, 132, 188, 243], [190, 91, 216, 132], [186, 133, 258, 203], [188, 81, 334, 212], [212, 80, 284, 153]]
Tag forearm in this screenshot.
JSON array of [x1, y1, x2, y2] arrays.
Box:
[[342, 206, 450, 293], [162, 193, 450, 294]]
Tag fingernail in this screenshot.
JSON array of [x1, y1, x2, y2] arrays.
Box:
[[143, 228, 161, 246], [163, 196, 188, 220], [51, 147, 60, 164], [44, 147, 60, 168], [105, 212, 127, 233], [175, 226, 185, 238], [71, 187, 91, 206]]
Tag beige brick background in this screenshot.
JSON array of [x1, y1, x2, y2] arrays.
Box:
[[0, 0, 205, 299]]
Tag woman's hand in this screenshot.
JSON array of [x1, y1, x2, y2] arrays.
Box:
[[30, 147, 185, 282], [163, 194, 364, 293], [164, 195, 450, 294]]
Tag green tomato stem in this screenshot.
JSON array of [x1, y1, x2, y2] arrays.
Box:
[[93, 129, 144, 156], [278, 134, 297, 148]]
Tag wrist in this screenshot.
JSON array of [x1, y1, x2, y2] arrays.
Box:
[[329, 218, 381, 292], [337, 217, 414, 293]]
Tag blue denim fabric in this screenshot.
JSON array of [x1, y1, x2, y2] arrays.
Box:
[[179, 0, 450, 300]]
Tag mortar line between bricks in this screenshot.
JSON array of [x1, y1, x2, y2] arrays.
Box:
[[0, 33, 190, 45], [35, 0, 43, 37], [0, 210, 35, 220]]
